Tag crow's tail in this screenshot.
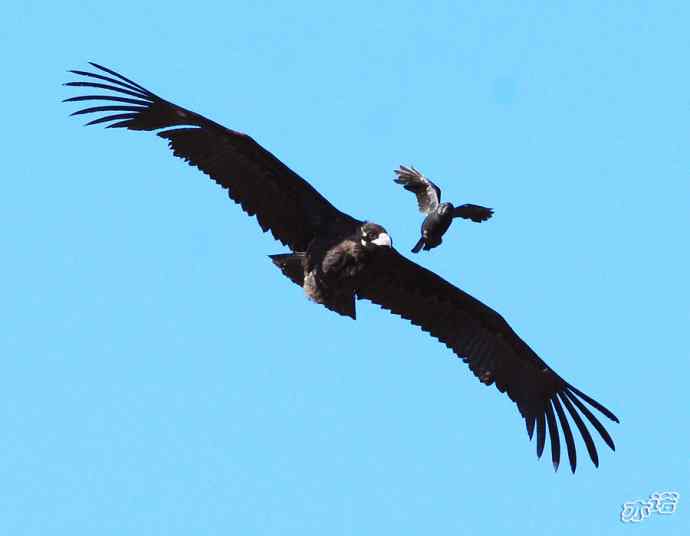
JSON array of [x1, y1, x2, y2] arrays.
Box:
[[411, 237, 425, 253]]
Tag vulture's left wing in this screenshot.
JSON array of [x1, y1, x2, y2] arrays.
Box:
[[64, 63, 359, 252], [356, 248, 619, 472]]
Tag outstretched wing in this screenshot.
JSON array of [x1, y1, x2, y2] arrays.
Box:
[[453, 203, 494, 223], [64, 63, 359, 252], [393, 165, 441, 214], [356, 248, 618, 473]]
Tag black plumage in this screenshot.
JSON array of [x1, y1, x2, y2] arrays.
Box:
[[64, 63, 618, 472], [394, 165, 494, 253]]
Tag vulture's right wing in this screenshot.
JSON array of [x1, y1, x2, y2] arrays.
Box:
[[357, 247, 619, 473]]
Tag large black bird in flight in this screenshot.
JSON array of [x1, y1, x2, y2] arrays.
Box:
[[64, 63, 618, 472], [394, 165, 494, 253]]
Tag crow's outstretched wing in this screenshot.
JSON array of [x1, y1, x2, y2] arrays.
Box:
[[356, 248, 618, 473], [453, 203, 494, 223], [393, 165, 441, 214], [64, 63, 360, 252]]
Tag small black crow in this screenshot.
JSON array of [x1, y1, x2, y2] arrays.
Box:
[[64, 63, 618, 472], [394, 165, 494, 253]]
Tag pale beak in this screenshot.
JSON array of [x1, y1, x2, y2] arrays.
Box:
[[372, 232, 392, 247]]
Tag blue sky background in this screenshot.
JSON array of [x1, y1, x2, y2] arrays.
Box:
[[2, 1, 688, 534]]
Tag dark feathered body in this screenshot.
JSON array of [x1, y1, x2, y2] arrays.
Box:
[[415, 202, 455, 252], [273, 222, 391, 319], [64, 63, 619, 473]]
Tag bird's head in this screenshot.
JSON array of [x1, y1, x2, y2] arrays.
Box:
[[360, 223, 392, 249], [438, 202, 454, 215]]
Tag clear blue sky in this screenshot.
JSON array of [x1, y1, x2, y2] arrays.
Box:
[[3, 1, 688, 534]]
